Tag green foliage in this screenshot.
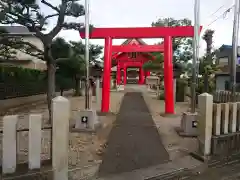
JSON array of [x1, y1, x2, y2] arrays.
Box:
[[176, 78, 187, 102], [152, 18, 193, 63], [51, 37, 72, 60], [197, 29, 218, 93], [0, 65, 45, 82], [70, 41, 103, 64], [144, 18, 193, 72], [142, 52, 163, 71]]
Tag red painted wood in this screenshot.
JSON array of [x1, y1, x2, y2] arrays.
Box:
[[112, 44, 164, 52], [80, 26, 203, 39], [101, 37, 112, 112], [164, 36, 174, 114]]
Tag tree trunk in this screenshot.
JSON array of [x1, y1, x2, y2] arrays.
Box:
[[75, 78, 81, 96], [45, 45, 56, 124], [204, 73, 208, 92], [60, 89, 64, 96]]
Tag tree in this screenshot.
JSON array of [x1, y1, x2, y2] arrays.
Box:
[[51, 38, 103, 96], [70, 41, 103, 64], [152, 18, 193, 63], [0, 0, 85, 122], [69, 41, 103, 95], [197, 30, 219, 94], [202, 29, 214, 92], [142, 52, 163, 72]]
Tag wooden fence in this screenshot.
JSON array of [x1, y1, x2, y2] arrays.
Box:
[[0, 96, 70, 180], [213, 90, 240, 103], [197, 92, 240, 159]]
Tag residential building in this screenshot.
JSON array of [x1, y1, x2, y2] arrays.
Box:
[[215, 44, 240, 90], [0, 26, 46, 70]]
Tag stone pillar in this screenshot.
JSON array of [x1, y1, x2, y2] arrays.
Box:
[[52, 96, 70, 180], [174, 78, 177, 103], [96, 78, 101, 110], [2, 115, 18, 174], [29, 114, 42, 170], [198, 93, 213, 156]]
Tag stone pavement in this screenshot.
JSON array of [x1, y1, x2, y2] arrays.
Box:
[[98, 92, 169, 177]]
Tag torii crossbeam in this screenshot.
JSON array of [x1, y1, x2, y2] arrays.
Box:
[[112, 44, 164, 53]]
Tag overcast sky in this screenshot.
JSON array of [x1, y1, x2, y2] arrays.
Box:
[[40, 0, 236, 56]]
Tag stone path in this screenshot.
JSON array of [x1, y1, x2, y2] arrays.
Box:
[[98, 92, 169, 177]]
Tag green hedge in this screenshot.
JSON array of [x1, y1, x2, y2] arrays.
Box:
[[0, 65, 73, 99]]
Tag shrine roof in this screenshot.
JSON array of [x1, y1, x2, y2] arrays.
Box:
[[112, 38, 150, 58]]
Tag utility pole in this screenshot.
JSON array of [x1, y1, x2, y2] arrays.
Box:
[[84, 0, 90, 109], [231, 0, 240, 102], [191, 0, 200, 113]]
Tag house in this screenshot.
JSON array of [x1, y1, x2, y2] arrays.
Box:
[[215, 44, 240, 90], [0, 26, 47, 70]]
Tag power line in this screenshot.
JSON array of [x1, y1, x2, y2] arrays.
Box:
[[208, 4, 227, 18], [207, 4, 234, 27]]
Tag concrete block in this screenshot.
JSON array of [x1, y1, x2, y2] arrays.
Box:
[[176, 112, 198, 137], [117, 85, 124, 91], [2, 115, 18, 174], [75, 109, 99, 131], [28, 114, 42, 170], [52, 96, 70, 180]]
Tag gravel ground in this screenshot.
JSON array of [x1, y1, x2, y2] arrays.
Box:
[[0, 91, 124, 179]]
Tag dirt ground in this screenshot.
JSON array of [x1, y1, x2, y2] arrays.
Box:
[[143, 91, 198, 161], [0, 90, 124, 175]]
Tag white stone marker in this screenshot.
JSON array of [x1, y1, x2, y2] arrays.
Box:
[[52, 96, 70, 180], [28, 114, 42, 170], [197, 93, 213, 156], [2, 115, 18, 174], [96, 78, 101, 110]]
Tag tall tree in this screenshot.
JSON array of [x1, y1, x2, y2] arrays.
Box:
[[70, 41, 103, 64], [202, 29, 214, 92], [0, 0, 85, 122], [152, 18, 193, 63], [51, 38, 103, 96]]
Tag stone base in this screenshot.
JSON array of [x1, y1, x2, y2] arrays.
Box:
[[74, 109, 99, 131], [160, 112, 179, 118], [97, 111, 116, 116], [176, 112, 198, 137]]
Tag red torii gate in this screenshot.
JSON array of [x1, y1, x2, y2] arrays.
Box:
[[80, 26, 202, 115], [112, 43, 163, 85]]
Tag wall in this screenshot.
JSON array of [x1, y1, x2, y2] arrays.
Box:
[[216, 75, 229, 90], [9, 35, 46, 70]]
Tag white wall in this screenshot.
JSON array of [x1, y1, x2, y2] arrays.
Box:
[[15, 36, 44, 62]]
